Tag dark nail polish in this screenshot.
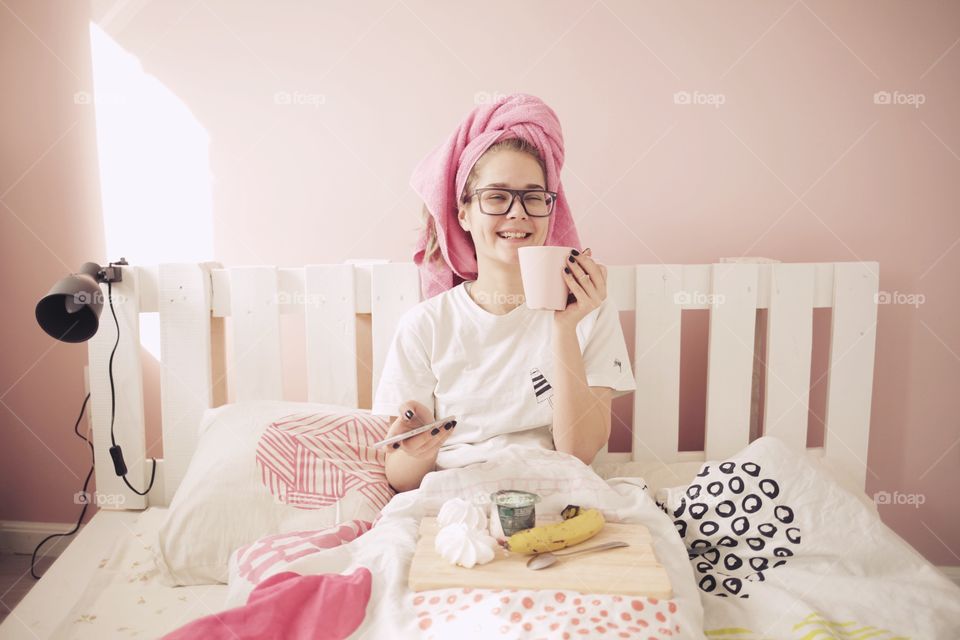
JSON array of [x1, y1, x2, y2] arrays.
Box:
[[431, 428, 440, 435], [403, 409, 414, 419], [568, 255, 575, 262], [564, 266, 571, 273], [392, 442, 400, 449], [571, 249, 580, 256], [444, 421, 454, 430]]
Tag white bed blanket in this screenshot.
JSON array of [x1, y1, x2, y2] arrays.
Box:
[[655, 437, 960, 639], [226, 445, 707, 639]]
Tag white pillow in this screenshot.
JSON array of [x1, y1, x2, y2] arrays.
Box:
[[592, 459, 706, 495], [154, 401, 392, 585]]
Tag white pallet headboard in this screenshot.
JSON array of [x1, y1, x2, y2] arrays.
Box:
[[86, 260, 879, 509]]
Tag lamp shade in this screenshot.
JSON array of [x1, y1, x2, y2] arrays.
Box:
[[35, 262, 104, 343]]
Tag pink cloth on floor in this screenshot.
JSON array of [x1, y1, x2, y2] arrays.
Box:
[[410, 93, 582, 300], [162, 567, 371, 640]]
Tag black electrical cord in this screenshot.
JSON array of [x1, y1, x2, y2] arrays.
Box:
[[106, 278, 157, 495], [31, 393, 93, 579], [31, 266, 157, 579]]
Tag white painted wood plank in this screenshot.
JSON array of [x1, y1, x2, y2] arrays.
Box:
[[593, 267, 634, 461], [812, 262, 836, 309], [345, 258, 389, 314], [211, 268, 230, 317], [630, 265, 683, 463], [228, 266, 283, 401], [677, 264, 711, 309], [370, 263, 421, 400], [157, 263, 217, 505], [823, 262, 880, 492], [305, 264, 359, 407], [662, 262, 836, 310], [605, 264, 635, 312], [594, 447, 829, 468], [762, 263, 815, 451], [136, 265, 159, 312], [277, 267, 305, 309], [211, 264, 389, 317], [704, 263, 759, 460], [86, 265, 148, 509]]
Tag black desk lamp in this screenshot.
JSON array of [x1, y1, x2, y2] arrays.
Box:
[[35, 260, 126, 343], [31, 258, 156, 578]]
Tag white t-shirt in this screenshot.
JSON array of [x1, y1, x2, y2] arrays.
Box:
[[371, 281, 637, 469]]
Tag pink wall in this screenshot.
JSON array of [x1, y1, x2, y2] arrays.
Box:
[[1, 1, 957, 565], [1, 0, 106, 522]]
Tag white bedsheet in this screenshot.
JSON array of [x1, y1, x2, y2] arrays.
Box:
[[0, 508, 227, 640]]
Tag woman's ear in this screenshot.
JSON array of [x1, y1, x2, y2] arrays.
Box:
[[457, 206, 470, 233]]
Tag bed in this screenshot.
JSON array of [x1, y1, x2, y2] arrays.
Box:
[[2, 259, 957, 639]]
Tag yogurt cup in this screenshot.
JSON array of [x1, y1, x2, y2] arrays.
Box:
[[489, 490, 541, 536]]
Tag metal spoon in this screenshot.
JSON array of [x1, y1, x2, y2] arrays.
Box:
[[526, 541, 630, 571]]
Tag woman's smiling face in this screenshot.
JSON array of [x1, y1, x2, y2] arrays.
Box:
[[458, 148, 550, 267]]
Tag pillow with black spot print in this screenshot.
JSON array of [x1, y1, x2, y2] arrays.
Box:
[[650, 440, 960, 638], [653, 437, 814, 600]]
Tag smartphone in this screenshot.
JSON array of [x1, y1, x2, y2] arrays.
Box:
[[373, 415, 457, 449]]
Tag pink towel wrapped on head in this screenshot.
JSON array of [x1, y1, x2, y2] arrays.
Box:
[[410, 93, 582, 300]]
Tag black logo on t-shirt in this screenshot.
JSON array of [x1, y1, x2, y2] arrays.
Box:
[[614, 358, 623, 373], [529, 367, 554, 408]]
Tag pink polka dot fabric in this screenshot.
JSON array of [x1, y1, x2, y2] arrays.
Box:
[[410, 588, 682, 639]]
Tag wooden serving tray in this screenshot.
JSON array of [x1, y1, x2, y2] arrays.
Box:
[[408, 517, 672, 598]]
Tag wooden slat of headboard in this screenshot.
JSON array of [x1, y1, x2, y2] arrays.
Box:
[[763, 263, 815, 451], [370, 263, 421, 406], [305, 264, 359, 407], [229, 266, 283, 401], [823, 261, 880, 491], [158, 263, 217, 505], [594, 265, 635, 459], [704, 263, 759, 460], [87, 265, 147, 509], [630, 265, 683, 463]]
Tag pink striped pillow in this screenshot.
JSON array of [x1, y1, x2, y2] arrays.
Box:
[[155, 402, 395, 586], [256, 412, 393, 512]]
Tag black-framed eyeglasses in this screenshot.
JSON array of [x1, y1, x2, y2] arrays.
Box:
[[466, 188, 558, 217]]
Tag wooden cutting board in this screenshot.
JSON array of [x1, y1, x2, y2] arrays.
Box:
[[408, 517, 672, 598]]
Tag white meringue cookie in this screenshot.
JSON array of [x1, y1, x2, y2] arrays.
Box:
[[437, 497, 487, 531], [434, 522, 497, 568]]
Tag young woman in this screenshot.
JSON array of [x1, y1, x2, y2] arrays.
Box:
[[371, 96, 636, 492]]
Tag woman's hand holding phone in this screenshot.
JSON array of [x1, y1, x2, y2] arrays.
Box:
[[385, 400, 457, 461]]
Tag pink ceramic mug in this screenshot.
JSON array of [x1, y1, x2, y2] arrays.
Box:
[[518, 246, 576, 310]]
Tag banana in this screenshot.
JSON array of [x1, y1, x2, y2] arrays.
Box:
[[505, 507, 605, 554], [560, 504, 581, 520]]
